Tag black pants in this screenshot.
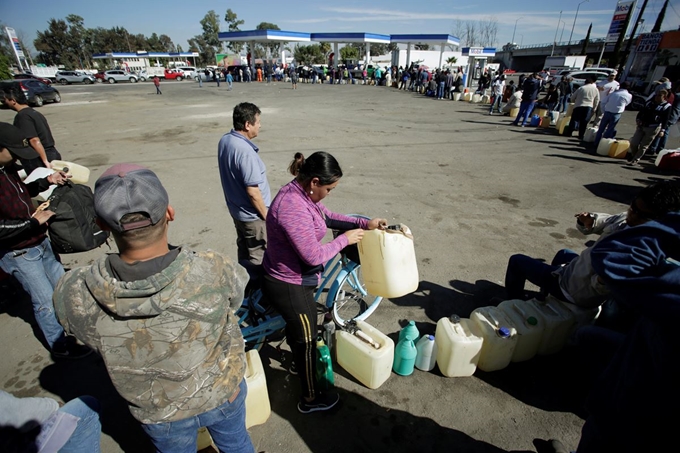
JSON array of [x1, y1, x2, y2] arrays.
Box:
[[262, 274, 318, 400], [19, 147, 62, 176], [568, 106, 593, 139]]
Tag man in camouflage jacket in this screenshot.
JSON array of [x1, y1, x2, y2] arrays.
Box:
[[53, 163, 255, 453]]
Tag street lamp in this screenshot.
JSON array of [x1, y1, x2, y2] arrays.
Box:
[[568, 0, 589, 45], [512, 17, 524, 45], [559, 20, 566, 42], [520, 35, 524, 47], [551, 10, 563, 56]]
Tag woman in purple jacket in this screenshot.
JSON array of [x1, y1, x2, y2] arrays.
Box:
[[262, 151, 386, 413]]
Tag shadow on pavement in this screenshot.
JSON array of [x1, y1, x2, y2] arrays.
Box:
[[388, 279, 506, 324], [0, 281, 49, 351], [583, 181, 643, 204], [258, 362, 529, 453], [39, 355, 152, 453], [473, 346, 590, 420]]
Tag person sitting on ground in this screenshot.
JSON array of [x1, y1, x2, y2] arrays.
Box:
[[504, 181, 680, 308], [52, 164, 254, 453], [0, 390, 101, 452]]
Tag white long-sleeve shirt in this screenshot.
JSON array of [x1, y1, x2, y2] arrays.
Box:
[[572, 83, 600, 108]]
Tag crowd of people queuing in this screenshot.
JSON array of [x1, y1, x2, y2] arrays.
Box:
[[1, 57, 680, 452]]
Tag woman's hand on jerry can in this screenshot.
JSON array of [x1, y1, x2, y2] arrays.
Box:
[[344, 229, 365, 245], [368, 218, 388, 230]]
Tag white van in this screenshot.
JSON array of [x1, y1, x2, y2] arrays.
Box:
[[176, 66, 198, 80]]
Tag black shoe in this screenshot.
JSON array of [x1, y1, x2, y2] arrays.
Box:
[[297, 392, 340, 413], [289, 361, 298, 376], [52, 341, 93, 360]]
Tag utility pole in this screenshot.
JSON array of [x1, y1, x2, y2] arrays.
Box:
[[619, 0, 649, 71]]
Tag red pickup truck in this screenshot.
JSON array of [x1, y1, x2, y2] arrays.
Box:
[[163, 69, 184, 81]]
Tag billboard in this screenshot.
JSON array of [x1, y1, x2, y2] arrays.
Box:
[[216, 54, 243, 67], [606, 1, 636, 43]]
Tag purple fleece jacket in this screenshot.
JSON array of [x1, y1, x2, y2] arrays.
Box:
[[263, 179, 369, 285]]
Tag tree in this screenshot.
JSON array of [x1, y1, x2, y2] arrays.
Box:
[[0, 54, 13, 79], [652, 0, 669, 33], [340, 46, 359, 61], [580, 23, 592, 55], [293, 44, 325, 65], [414, 44, 429, 50], [191, 10, 223, 66], [34, 19, 72, 66], [319, 42, 331, 55], [159, 34, 176, 53], [452, 16, 499, 47], [224, 9, 245, 53], [446, 56, 458, 65]]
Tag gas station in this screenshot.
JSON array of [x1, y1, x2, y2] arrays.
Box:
[[461, 47, 497, 89]]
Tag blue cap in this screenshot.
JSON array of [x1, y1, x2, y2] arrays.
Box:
[[497, 327, 511, 338]]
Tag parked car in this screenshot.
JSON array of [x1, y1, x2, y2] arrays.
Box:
[[93, 71, 107, 83], [163, 69, 184, 81], [0, 80, 61, 107], [584, 67, 617, 76], [13, 73, 52, 85], [552, 70, 609, 89], [103, 70, 138, 84], [55, 70, 95, 85], [175, 66, 198, 79]]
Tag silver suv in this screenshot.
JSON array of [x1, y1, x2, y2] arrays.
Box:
[[55, 71, 96, 85], [103, 70, 139, 84]]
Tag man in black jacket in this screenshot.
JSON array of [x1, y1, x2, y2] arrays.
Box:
[[511, 73, 541, 127], [627, 89, 672, 165], [0, 123, 89, 358]]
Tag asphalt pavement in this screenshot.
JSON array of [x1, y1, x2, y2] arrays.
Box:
[[1, 78, 677, 453]]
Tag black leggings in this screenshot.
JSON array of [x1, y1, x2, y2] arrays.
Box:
[[262, 274, 318, 400]]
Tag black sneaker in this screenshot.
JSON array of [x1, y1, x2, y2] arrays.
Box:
[[297, 392, 340, 414], [52, 342, 93, 360]]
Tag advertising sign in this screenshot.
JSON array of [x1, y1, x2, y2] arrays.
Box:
[[606, 1, 635, 43], [636, 32, 664, 53]]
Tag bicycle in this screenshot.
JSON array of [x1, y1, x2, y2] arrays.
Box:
[[236, 216, 383, 350]]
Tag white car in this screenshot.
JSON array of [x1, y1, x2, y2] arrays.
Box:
[[175, 66, 198, 80], [104, 70, 139, 84], [55, 71, 95, 85]]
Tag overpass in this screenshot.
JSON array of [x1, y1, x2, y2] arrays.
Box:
[[495, 37, 632, 71]]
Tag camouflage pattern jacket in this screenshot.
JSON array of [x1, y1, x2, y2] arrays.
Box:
[[53, 248, 248, 424]]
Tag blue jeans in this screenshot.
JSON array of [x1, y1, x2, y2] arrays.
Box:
[[0, 237, 66, 348], [513, 100, 536, 126], [59, 396, 102, 453], [141, 379, 254, 453], [594, 111, 621, 147], [558, 94, 571, 112], [505, 249, 578, 300], [489, 94, 503, 113], [649, 128, 669, 154], [437, 82, 445, 99]]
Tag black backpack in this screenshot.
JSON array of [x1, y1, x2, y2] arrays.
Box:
[[46, 182, 109, 254]]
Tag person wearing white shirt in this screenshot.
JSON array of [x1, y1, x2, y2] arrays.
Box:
[[592, 72, 620, 126], [594, 81, 633, 148]]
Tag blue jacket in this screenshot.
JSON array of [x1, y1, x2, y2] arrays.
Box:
[[588, 212, 680, 451]]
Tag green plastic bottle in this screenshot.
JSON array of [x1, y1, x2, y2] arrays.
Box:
[[316, 337, 334, 391], [399, 320, 420, 343]]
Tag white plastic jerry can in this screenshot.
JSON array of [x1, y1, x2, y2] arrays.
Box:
[[435, 315, 483, 377], [336, 320, 394, 389], [528, 298, 576, 355], [497, 299, 545, 363], [50, 160, 91, 184], [357, 224, 419, 299], [245, 349, 271, 428], [470, 307, 518, 372]]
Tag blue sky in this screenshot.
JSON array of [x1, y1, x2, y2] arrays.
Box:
[[2, 0, 678, 53]]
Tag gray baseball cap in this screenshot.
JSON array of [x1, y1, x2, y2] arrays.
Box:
[[94, 163, 169, 232]]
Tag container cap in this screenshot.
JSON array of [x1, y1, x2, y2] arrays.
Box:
[[497, 327, 511, 338], [527, 316, 538, 326], [449, 314, 461, 324], [427, 335, 434, 341]]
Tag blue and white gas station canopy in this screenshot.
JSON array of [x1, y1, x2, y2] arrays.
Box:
[[310, 33, 391, 44], [93, 52, 199, 59], [391, 34, 460, 47], [217, 30, 311, 43]]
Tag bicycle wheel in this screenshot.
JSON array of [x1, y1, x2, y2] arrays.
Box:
[[330, 263, 382, 326]]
